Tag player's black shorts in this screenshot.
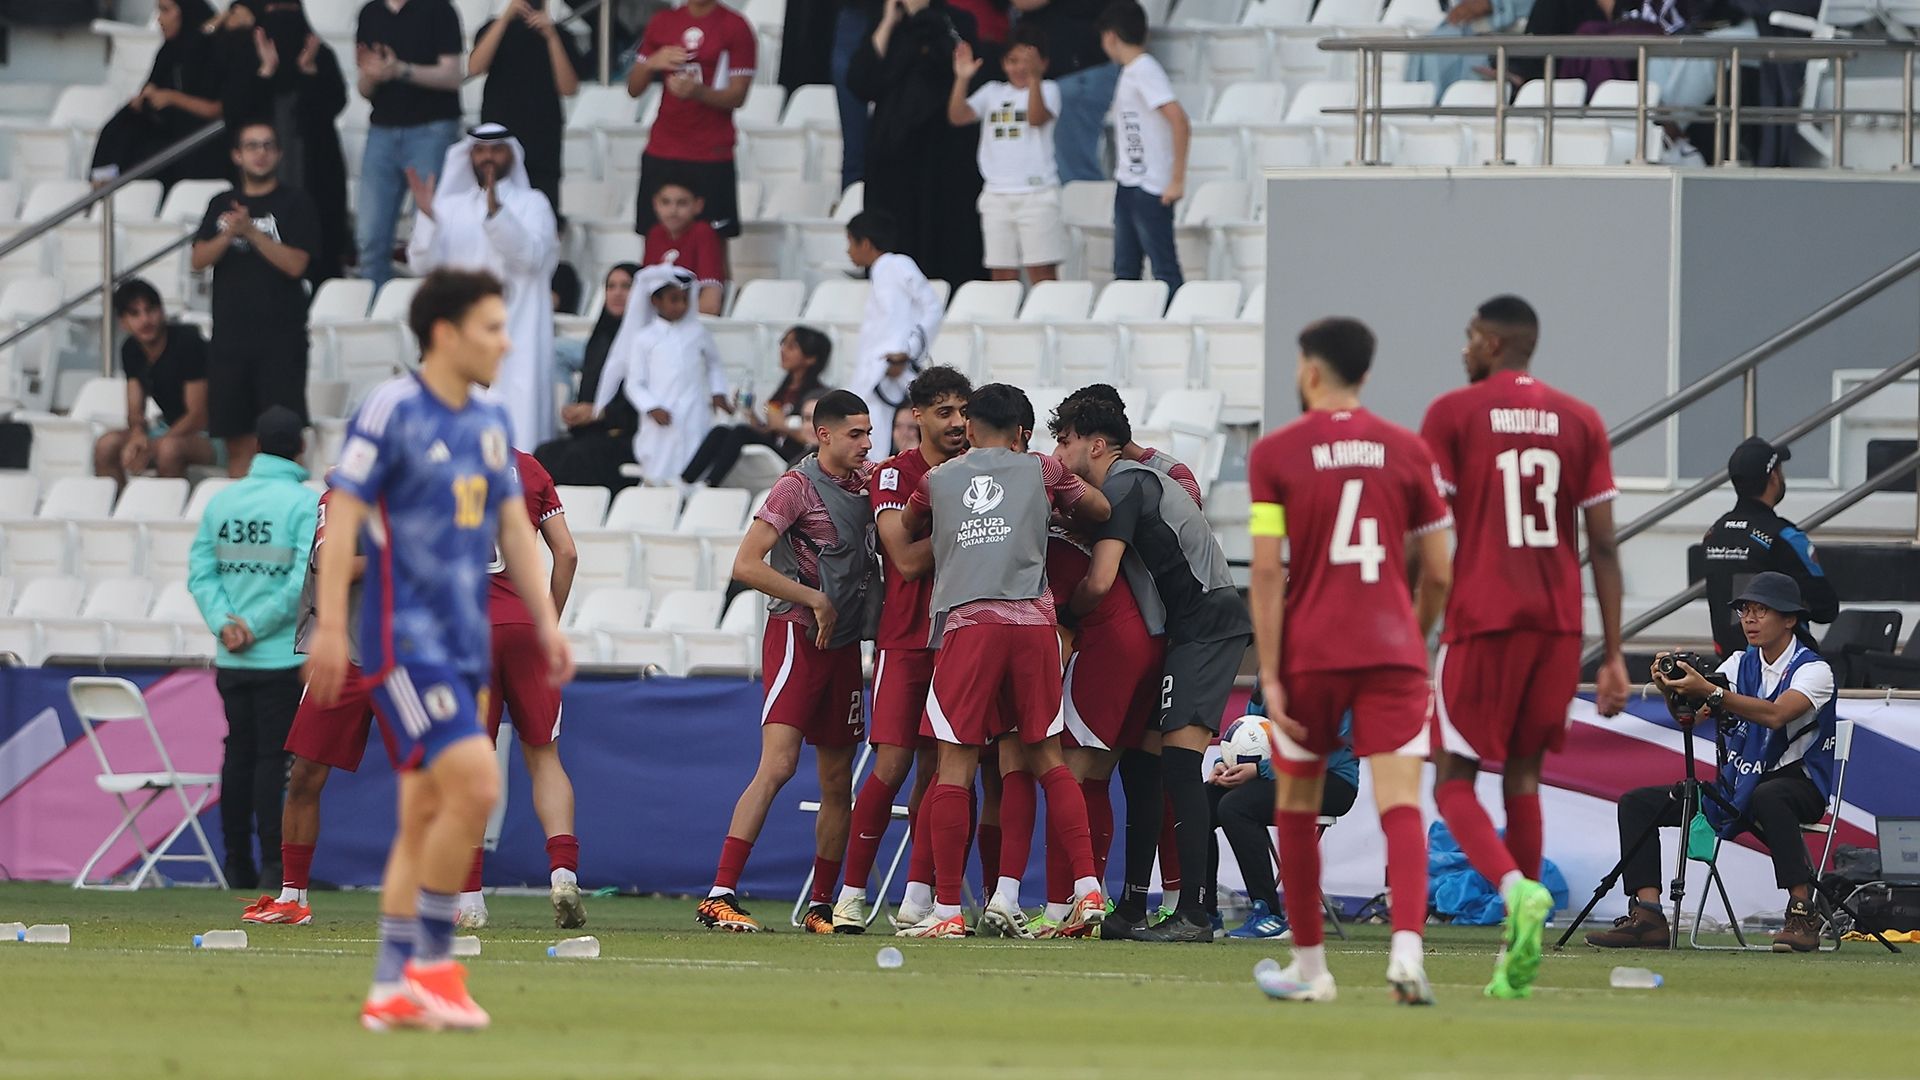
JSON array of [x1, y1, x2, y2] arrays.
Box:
[[1157, 634, 1251, 735], [208, 335, 310, 438], [634, 154, 742, 238]]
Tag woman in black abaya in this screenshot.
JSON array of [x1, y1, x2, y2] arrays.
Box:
[[90, 0, 229, 190], [847, 0, 986, 287], [534, 264, 644, 490], [470, 0, 583, 216]]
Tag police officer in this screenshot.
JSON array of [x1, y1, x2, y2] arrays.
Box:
[[1701, 437, 1838, 657]]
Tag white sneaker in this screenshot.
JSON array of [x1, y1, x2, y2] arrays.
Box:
[[1661, 136, 1707, 168], [982, 895, 1036, 940], [891, 897, 935, 930], [1256, 963, 1338, 1003], [455, 899, 488, 931], [893, 912, 970, 939], [831, 894, 870, 935], [1386, 955, 1436, 1006], [550, 880, 586, 930]]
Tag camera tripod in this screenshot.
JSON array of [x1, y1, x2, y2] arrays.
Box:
[[1553, 724, 1899, 953]]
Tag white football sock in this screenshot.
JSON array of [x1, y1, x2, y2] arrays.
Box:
[[1073, 876, 1101, 899], [1390, 930, 1425, 968], [1045, 902, 1072, 921], [933, 903, 963, 920], [903, 881, 933, 911], [368, 981, 405, 1003], [1499, 870, 1526, 899], [707, 885, 732, 899], [994, 876, 1022, 910], [838, 885, 867, 904], [1293, 944, 1329, 980], [458, 891, 484, 909], [276, 886, 301, 904], [552, 868, 578, 888]]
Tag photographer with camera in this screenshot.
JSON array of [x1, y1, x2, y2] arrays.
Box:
[[1585, 572, 1838, 953]]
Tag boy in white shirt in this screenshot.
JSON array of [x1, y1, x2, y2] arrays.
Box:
[[846, 210, 945, 455], [1098, 0, 1189, 291], [948, 25, 1066, 284]]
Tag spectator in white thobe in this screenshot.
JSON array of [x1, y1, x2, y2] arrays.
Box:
[[406, 121, 559, 449], [846, 210, 943, 455], [597, 263, 730, 488]]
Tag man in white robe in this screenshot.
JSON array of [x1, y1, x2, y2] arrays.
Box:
[[407, 122, 559, 449], [595, 263, 729, 487], [846, 212, 943, 455]]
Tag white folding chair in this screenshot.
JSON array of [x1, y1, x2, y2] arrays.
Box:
[[69, 676, 226, 891], [1689, 718, 1855, 951], [791, 743, 959, 927]]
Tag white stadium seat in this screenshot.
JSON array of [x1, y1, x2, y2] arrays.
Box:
[[605, 486, 683, 531], [555, 485, 612, 529]]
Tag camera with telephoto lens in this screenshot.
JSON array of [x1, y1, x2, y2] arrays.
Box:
[[1656, 651, 1731, 710]]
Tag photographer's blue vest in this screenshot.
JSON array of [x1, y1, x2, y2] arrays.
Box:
[[1706, 642, 1837, 839]]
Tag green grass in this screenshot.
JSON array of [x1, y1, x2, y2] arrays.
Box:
[[0, 883, 1914, 1079]]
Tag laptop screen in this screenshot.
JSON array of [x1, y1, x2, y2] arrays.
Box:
[[1876, 817, 1920, 886]]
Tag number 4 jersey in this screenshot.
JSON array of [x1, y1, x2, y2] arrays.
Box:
[[1420, 370, 1616, 641], [1248, 408, 1451, 676]]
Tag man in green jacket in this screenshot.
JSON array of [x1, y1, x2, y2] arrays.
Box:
[[188, 406, 318, 889]]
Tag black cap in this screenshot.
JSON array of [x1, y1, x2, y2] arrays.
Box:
[[1729, 436, 1788, 498], [1731, 571, 1809, 617], [256, 406, 304, 461]]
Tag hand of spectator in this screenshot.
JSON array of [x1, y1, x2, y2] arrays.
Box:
[[521, 3, 557, 36], [298, 34, 322, 76], [121, 430, 152, 475], [884, 352, 912, 375], [711, 394, 732, 415], [254, 27, 280, 78], [953, 40, 984, 81], [1445, 0, 1493, 24], [358, 42, 401, 83], [219, 199, 253, 238], [406, 167, 437, 221], [665, 71, 700, 100], [128, 85, 150, 111], [483, 170, 500, 218], [648, 407, 673, 425], [1159, 176, 1185, 207], [224, 3, 255, 30], [1211, 762, 1258, 788], [902, 0, 932, 15], [560, 402, 596, 427], [220, 617, 255, 654], [646, 46, 689, 73]]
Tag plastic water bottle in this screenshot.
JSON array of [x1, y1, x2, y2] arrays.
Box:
[[548, 936, 600, 958], [453, 936, 482, 957], [0, 922, 25, 940], [875, 946, 904, 969], [20, 924, 70, 944], [1610, 966, 1663, 989], [1253, 957, 1282, 980], [193, 930, 248, 950]]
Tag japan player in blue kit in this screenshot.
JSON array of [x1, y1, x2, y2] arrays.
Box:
[[304, 269, 574, 1032]]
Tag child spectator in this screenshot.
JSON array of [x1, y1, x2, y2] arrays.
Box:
[[597, 264, 730, 486], [643, 181, 728, 315], [680, 325, 831, 485], [845, 210, 944, 456], [948, 26, 1065, 284], [1097, 0, 1187, 291]]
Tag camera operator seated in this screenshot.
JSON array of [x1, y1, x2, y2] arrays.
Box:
[[1585, 572, 1837, 953]]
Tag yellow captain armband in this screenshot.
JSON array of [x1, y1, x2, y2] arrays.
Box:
[[1249, 502, 1286, 538]]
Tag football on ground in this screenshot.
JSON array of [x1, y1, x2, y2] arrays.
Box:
[[1, 884, 1913, 1078]]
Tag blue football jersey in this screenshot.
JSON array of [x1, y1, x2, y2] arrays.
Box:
[[330, 375, 521, 678]]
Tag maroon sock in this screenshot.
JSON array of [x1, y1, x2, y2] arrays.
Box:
[[465, 849, 484, 893], [930, 783, 972, 907], [545, 833, 579, 875], [1380, 805, 1429, 936], [713, 835, 753, 893], [1274, 809, 1325, 948], [843, 773, 904, 890], [1505, 793, 1544, 879], [1038, 765, 1094, 883], [1081, 778, 1113, 885], [1045, 798, 1070, 905], [996, 770, 1036, 884], [1435, 778, 1519, 885], [1158, 795, 1182, 895], [281, 842, 315, 891], [809, 856, 840, 905], [906, 794, 935, 886]]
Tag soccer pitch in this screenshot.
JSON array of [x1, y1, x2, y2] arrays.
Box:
[[0, 884, 1913, 1079]]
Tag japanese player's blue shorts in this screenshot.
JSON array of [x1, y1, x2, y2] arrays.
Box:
[[373, 662, 489, 770]]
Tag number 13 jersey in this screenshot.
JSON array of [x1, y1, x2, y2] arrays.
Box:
[[1420, 370, 1616, 642], [1249, 408, 1451, 677]]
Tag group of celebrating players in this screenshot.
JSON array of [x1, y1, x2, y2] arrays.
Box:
[[289, 265, 1631, 1031]]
